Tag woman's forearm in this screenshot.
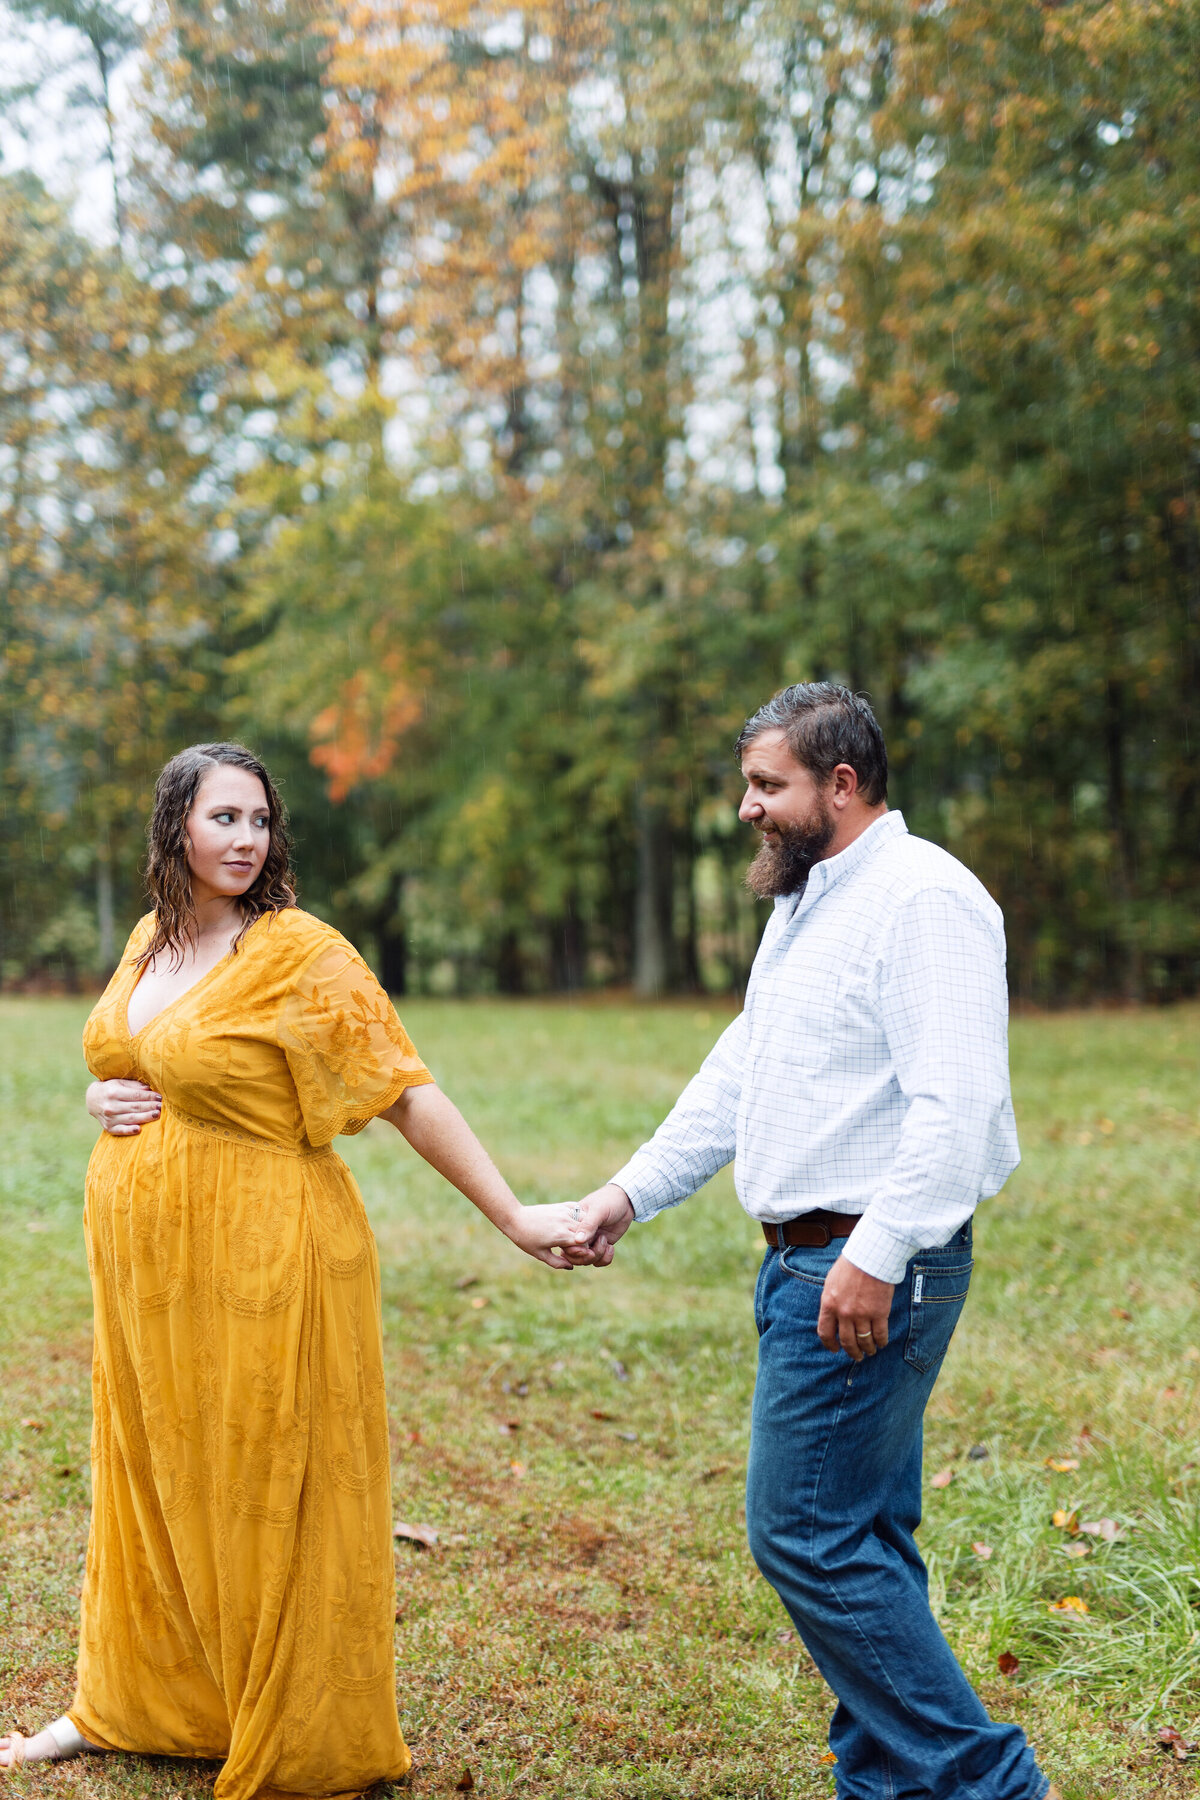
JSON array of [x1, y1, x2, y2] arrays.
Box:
[[382, 1083, 522, 1235]]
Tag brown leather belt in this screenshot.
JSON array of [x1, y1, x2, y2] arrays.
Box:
[[762, 1210, 860, 1250]]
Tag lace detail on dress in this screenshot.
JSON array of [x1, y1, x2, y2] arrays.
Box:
[[277, 940, 433, 1147]]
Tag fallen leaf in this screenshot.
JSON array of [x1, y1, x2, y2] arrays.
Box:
[[1162, 1386, 1180, 1400], [997, 1651, 1020, 1678], [930, 1467, 955, 1489], [20, 1418, 43, 1431], [1098, 1118, 1115, 1135], [1112, 1306, 1132, 1321], [393, 1521, 438, 1549], [1048, 1594, 1089, 1615], [509, 1460, 527, 1477], [407, 1429, 423, 1445], [56, 1466, 73, 1479], [818, 1751, 837, 1764], [971, 1542, 993, 1560], [1052, 1508, 1079, 1533], [1079, 1518, 1123, 1542], [454, 1275, 478, 1291], [497, 1421, 521, 1435], [590, 1409, 615, 1421], [1062, 1542, 1090, 1559], [470, 1296, 489, 1310], [700, 1463, 730, 1481], [1157, 1725, 1192, 1761], [455, 1768, 476, 1791], [1045, 1457, 1080, 1472]]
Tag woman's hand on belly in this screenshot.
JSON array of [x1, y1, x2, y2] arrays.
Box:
[[86, 1078, 162, 1137]]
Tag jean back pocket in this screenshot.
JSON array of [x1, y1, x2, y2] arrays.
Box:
[[903, 1257, 973, 1374]]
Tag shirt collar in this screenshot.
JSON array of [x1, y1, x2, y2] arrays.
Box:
[[784, 809, 907, 916]]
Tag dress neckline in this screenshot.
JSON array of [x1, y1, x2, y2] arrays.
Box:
[[125, 915, 262, 1043]]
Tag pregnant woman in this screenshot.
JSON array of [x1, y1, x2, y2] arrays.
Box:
[[0, 742, 593, 1797]]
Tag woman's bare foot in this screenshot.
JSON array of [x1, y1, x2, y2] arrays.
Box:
[[0, 1717, 105, 1768]]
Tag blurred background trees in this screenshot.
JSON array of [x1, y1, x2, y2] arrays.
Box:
[[1, 0, 1196, 1000]]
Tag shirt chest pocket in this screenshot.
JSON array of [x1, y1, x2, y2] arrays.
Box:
[[757, 966, 848, 1075]]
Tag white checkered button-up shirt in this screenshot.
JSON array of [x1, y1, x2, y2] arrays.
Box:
[[611, 811, 1020, 1284]]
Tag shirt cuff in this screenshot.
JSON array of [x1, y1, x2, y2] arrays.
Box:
[[841, 1211, 915, 1285], [608, 1154, 678, 1223]]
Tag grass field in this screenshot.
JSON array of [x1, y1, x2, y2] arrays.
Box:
[[1, 997, 1199, 1798]]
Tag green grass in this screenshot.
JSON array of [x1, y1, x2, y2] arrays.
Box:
[[1, 997, 1199, 1797]]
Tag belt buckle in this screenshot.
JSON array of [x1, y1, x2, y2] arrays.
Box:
[[811, 1221, 832, 1247]]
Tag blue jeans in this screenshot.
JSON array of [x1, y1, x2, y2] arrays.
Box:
[[746, 1226, 1048, 1800]]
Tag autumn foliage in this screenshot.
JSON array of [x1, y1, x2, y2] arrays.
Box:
[[1, 0, 1197, 997]]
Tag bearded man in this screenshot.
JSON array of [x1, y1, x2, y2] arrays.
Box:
[[574, 684, 1057, 1800]]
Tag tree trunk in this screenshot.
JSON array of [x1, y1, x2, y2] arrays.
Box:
[[97, 845, 115, 976], [634, 792, 672, 997], [550, 895, 585, 992], [674, 825, 700, 993], [376, 875, 407, 995], [496, 929, 525, 996], [1105, 677, 1143, 1001]]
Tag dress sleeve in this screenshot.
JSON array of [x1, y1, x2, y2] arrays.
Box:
[[278, 940, 434, 1145]]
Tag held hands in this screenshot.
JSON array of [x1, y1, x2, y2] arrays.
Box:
[[559, 1184, 635, 1269], [505, 1197, 614, 1271], [817, 1254, 894, 1362], [86, 1079, 162, 1137], [508, 1184, 634, 1273]]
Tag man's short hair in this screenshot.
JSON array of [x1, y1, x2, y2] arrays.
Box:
[[734, 683, 888, 805]]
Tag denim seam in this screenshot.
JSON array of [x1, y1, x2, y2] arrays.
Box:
[[805, 1341, 993, 1800]]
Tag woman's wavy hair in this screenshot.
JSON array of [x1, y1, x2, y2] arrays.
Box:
[[137, 743, 297, 969]]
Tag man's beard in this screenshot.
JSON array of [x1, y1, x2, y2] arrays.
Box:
[[745, 803, 836, 899]]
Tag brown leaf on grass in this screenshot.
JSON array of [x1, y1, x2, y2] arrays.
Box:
[[1063, 1542, 1090, 1559], [455, 1767, 476, 1790], [818, 1751, 837, 1764], [1052, 1508, 1079, 1533], [590, 1409, 615, 1421], [700, 1463, 731, 1481], [497, 1420, 521, 1435], [997, 1651, 1020, 1678], [509, 1460, 527, 1478], [469, 1296, 489, 1310], [394, 1521, 438, 1549], [1112, 1306, 1132, 1321], [1079, 1517, 1123, 1542], [454, 1276, 478, 1291], [20, 1418, 44, 1431], [1048, 1594, 1089, 1615], [930, 1467, 955, 1489], [1045, 1457, 1080, 1472], [971, 1542, 993, 1560], [1157, 1726, 1192, 1761]]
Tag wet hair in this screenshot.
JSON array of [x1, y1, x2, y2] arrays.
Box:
[[137, 742, 296, 969], [734, 682, 888, 805]]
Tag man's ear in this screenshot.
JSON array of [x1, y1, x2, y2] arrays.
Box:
[[830, 763, 860, 809]]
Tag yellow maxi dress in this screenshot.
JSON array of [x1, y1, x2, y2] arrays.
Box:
[[73, 907, 434, 1800]]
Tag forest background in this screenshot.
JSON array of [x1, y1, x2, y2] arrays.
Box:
[[1, 0, 1197, 1004]]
